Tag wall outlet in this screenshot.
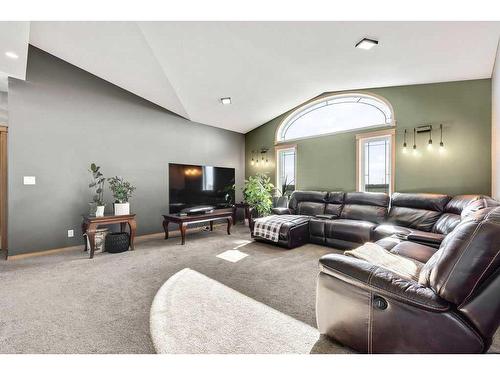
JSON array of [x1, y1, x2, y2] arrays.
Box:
[[67, 229, 74, 238], [23, 176, 36, 185]]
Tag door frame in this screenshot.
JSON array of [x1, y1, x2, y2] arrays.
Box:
[[0, 125, 7, 259]]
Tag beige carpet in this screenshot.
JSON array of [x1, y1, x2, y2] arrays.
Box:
[[0, 224, 497, 353], [150, 268, 340, 354]]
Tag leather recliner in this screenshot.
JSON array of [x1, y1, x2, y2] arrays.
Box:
[[316, 206, 500, 353]]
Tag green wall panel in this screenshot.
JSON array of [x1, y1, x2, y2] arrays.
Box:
[[245, 79, 492, 196]]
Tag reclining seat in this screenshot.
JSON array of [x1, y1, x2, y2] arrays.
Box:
[[310, 192, 389, 249], [253, 191, 328, 248], [374, 193, 451, 248], [316, 206, 500, 353]]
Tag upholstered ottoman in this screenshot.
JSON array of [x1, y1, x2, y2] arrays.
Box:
[[253, 215, 311, 249]]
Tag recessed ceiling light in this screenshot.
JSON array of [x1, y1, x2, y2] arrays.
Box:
[[355, 38, 378, 50], [5, 51, 19, 59], [220, 97, 231, 105]]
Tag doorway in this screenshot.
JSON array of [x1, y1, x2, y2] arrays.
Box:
[[0, 125, 7, 259]]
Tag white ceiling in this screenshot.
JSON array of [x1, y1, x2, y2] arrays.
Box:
[[0, 21, 30, 89], [20, 22, 500, 132]]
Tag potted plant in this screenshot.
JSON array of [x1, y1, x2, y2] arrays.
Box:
[[242, 173, 274, 233], [88, 163, 106, 217], [107, 176, 136, 215]]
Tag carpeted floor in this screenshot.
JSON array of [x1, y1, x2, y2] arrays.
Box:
[[0, 224, 498, 354]]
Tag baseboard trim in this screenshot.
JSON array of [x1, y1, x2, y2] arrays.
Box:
[[6, 223, 231, 260]]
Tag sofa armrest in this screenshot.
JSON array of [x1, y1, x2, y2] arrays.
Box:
[[319, 254, 449, 312], [271, 207, 292, 215], [407, 231, 445, 246]]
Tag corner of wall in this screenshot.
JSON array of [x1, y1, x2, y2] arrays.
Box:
[[492, 38, 500, 200]]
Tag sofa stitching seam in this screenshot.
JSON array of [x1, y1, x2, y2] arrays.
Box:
[[458, 249, 500, 308]]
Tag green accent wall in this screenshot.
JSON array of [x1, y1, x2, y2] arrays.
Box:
[[245, 79, 492, 196]]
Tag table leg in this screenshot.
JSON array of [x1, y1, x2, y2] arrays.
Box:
[[87, 223, 98, 259], [163, 219, 169, 239], [128, 219, 136, 250], [180, 223, 187, 245], [210, 221, 213, 231], [232, 206, 237, 225], [81, 222, 89, 252], [226, 217, 232, 235]]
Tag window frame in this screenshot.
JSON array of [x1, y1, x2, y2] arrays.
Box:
[[275, 143, 297, 194], [356, 128, 396, 194], [275, 92, 395, 144]]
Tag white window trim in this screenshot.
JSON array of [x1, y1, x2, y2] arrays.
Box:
[[275, 144, 297, 192], [275, 91, 395, 144], [356, 129, 396, 194]]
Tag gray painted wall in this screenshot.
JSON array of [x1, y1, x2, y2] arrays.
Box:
[[0, 91, 7, 124], [7, 47, 245, 255]]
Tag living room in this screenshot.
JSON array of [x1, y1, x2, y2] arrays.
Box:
[[1, 1, 499, 373]]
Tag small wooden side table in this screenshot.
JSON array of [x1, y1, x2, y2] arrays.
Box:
[[232, 202, 250, 225], [81, 214, 137, 259]]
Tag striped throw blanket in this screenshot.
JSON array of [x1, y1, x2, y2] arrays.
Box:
[[253, 215, 304, 242]]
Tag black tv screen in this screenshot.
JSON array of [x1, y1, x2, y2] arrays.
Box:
[[169, 163, 235, 213]]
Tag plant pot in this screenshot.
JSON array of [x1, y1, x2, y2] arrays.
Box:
[[88, 202, 97, 216], [276, 196, 289, 208], [114, 202, 130, 216], [95, 205, 105, 217]]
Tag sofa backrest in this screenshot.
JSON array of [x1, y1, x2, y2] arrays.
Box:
[[419, 207, 500, 338], [339, 192, 389, 223], [388, 193, 450, 232], [433, 195, 482, 234], [325, 191, 345, 217], [288, 190, 328, 216]]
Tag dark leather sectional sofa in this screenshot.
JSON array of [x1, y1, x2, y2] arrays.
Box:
[[252, 190, 500, 353]]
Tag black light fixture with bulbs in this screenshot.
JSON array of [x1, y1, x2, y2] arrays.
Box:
[[250, 147, 270, 167], [405, 124, 445, 154]]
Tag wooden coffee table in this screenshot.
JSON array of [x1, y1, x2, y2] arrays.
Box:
[[162, 209, 233, 245]]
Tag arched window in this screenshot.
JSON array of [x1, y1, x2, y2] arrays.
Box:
[[276, 93, 394, 142]]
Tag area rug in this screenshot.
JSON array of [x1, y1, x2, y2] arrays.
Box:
[[150, 268, 324, 354]]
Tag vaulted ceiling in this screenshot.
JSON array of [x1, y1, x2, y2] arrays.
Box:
[[1, 22, 500, 131]]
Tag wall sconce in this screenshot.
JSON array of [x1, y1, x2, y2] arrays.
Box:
[[260, 147, 269, 166], [405, 124, 445, 155], [439, 124, 444, 149], [402, 129, 407, 152], [250, 147, 269, 167]]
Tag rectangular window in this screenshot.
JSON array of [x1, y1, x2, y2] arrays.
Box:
[[276, 146, 296, 195], [356, 130, 395, 194]]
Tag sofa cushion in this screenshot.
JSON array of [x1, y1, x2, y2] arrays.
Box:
[[325, 219, 376, 245], [289, 190, 328, 216], [391, 192, 451, 212], [340, 192, 389, 223], [388, 193, 450, 232], [373, 224, 411, 241], [433, 195, 482, 234], [389, 241, 439, 263], [325, 191, 345, 217], [373, 224, 445, 248]]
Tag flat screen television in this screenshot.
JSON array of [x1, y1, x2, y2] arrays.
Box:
[[169, 163, 235, 214]]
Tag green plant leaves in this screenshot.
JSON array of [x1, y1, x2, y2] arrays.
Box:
[[242, 173, 274, 216]]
